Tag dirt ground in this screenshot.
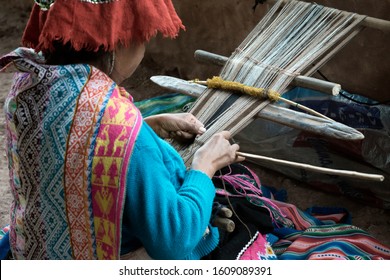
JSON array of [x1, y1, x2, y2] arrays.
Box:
[[0, 1, 389, 249]]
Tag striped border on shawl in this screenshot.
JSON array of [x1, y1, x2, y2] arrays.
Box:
[[90, 85, 142, 259], [64, 67, 113, 259], [116, 87, 142, 248]]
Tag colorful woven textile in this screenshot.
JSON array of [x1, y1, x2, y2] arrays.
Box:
[[121, 93, 390, 260], [0, 47, 142, 259], [237, 232, 277, 260], [269, 200, 390, 260], [277, 224, 390, 260]]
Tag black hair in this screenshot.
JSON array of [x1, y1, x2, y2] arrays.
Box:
[[44, 40, 112, 74]]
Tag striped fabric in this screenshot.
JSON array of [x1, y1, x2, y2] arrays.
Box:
[[270, 200, 390, 260], [277, 224, 390, 260]]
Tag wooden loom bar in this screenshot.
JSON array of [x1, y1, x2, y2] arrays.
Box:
[[150, 75, 382, 181], [362, 16, 390, 32], [150, 75, 364, 140], [237, 152, 385, 182], [194, 50, 341, 96], [266, 0, 390, 32]]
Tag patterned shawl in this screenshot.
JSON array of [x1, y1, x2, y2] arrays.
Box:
[[0, 48, 142, 259]]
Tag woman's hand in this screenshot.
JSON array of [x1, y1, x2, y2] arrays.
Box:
[[145, 113, 206, 142], [191, 131, 245, 178]]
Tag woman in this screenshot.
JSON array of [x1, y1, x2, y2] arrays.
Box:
[[0, 0, 243, 259]]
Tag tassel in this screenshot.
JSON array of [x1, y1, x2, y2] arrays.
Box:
[[214, 165, 287, 227]]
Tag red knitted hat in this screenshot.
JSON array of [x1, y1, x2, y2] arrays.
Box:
[[22, 0, 185, 53]]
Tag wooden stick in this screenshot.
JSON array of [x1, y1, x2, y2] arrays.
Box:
[[193, 79, 333, 121], [278, 96, 333, 120], [150, 75, 364, 140], [194, 50, 341, 96], [236, 152, 385, 182], [363, 16, 390, 32], [265, 0, 390, 32], [291, 75, 341, 96]]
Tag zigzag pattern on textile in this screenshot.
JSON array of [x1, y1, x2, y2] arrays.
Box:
[[9, 59, 90, 259]]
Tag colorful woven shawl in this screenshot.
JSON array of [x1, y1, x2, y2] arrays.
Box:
[[0, 48, 142, 259]]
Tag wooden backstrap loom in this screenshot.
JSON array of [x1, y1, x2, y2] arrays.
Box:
[[152, 0, 389, 181]]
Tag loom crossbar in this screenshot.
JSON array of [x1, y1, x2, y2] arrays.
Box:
[[267, 0, 390, 32], [194, 50, 341, 95], [150, 75, 364, 141]]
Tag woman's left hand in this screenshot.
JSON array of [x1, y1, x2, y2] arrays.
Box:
[[145, 113, 206, 142]]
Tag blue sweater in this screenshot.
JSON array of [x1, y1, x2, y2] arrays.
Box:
[[121, 122, 219, 259]]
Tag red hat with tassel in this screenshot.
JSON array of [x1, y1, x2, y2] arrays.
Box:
[[22, 0, 185, 53]]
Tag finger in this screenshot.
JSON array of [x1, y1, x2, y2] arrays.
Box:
[[185, 113, 204, 127], [197, 126, 206, 134], [219, 130, 232, 140], [231, 143, 240, 152], [212, 217, 235, 232], [176, 113, 205, 135], [231, 144, 245, 162], [191, 116, 206, 134], [235, 155, 246, 163], [168, 131, 178, 139], [176, 130, 195, 139], [191, 118, 206, 135], [178, 117, 205, 135], [170, 131, 198, 144], [219, 207, 233, 218]]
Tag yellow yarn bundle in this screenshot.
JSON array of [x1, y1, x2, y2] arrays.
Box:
[[206, 76, 280, 101]]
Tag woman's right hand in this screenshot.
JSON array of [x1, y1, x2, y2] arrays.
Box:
[[191, 131, 245, 178]]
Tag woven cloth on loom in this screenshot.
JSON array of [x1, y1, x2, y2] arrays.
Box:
[[174, 0, 366, 165]]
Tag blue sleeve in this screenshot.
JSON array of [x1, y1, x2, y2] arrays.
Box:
[[0, 227, 10, 260], [123, 123, 219, 259]]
